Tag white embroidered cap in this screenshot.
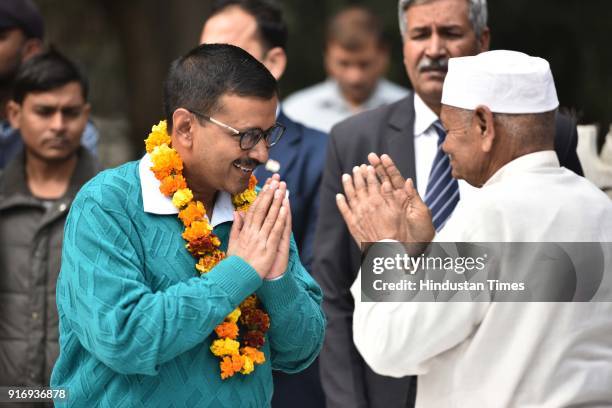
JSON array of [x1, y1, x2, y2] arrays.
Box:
[[441, 50, 559, 114]]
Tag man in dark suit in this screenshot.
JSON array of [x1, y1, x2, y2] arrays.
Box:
[[200, 1, 327, 407], [313, 0, 583, 407]]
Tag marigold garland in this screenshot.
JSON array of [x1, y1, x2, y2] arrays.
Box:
[[145, 120, 270, 379]]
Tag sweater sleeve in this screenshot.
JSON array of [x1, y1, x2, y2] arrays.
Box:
[[57, 195, 262, 376], [255, 235, 326, 373]]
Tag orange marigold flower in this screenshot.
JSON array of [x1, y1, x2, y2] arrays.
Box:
[[248, 174, 258, 190], [215, 322, 239, 340], [220, 354, 245, 379], [178, 200, 205, 227], [159, 174, 187, 196], [241, 346, 265, 365], [150, 145, 183, 180], [182, 220, 212, 242], [179, 202, 204, 228]]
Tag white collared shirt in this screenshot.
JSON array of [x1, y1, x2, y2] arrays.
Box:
[[413, 93, 478, 201], [283, 78, 409, 133], [139, 154, 234, 226], [351, 151, 612, 407]]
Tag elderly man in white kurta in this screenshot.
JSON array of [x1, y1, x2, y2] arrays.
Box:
[[336, 50, 612, 407]]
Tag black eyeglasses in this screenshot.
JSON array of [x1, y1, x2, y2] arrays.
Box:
[[188, 109, 285, 151]]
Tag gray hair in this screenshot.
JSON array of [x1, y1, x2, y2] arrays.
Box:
[[398, 0, 488, 39]]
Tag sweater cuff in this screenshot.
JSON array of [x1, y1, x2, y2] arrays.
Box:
[[256, 272, 302, 314], [205, 255, 262, 305]]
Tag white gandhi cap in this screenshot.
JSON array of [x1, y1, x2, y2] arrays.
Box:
[[441, 50, 559, 114]]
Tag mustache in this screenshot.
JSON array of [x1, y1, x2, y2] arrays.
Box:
[[234, 158, 262, 168], [42, 133, 69, 143], [417, 56, 449, 73]]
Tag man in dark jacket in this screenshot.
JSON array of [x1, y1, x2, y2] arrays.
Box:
[[0, 48, 98, 405]]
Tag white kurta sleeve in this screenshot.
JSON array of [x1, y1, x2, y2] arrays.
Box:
[[351, 270, 489, 378]]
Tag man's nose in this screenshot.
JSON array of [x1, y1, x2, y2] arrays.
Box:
[[425, 31, 447, 59], [50, 111, 67, 131], [248, 138, 269, 164], [345, 66, 366, 85]]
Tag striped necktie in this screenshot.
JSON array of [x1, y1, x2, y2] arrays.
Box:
[[424, 120, 460, 231]]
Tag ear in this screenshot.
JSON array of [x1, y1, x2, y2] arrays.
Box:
[[171, 108, 196, 151], [21, 38, 43, 62], [6, 100, 22, 129], [478, 27, 491, 52], [261, 47, 287, 80], [473, 105, 495, 152]]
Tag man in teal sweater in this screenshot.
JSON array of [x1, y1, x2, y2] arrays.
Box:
[[51, 44, 325, 407]]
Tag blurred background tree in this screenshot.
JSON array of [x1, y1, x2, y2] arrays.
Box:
[[35, 0, 611, 167]]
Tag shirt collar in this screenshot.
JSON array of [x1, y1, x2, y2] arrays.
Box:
[[321, 79, 387, 112], [413, 93, 439, 137], [484, 151, 560, 187], [139, 154, 234, 227]]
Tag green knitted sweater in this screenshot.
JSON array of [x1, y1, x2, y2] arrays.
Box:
[[51, 160, 325, 407]]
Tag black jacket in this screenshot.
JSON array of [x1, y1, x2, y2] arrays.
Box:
[[0, 148, 98, 400]]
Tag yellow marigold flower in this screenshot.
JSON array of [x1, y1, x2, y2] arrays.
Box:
[[182, 220, 211, 243], [241, 346, 265, 365], [215, 322, 239, 340], [178, 201, 205, 227], [225, 308, 241, 324], [159, 174, 187, 197], [210, 338, 240, 357], [232, 189, 257, 209], [172, 188, 193, 208], [150, 145, 183, 180], [240, 356, 254, 375], [145, 121, 171, 153]]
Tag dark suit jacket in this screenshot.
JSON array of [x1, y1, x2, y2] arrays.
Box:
[[255, 110, 328, 408], [313, 93, 583, 408]]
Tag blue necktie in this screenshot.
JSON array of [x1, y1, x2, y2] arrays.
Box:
[[424, 121, 460, 231]]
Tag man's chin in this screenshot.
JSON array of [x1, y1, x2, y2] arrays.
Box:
[[226, 178, 251, 195]]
